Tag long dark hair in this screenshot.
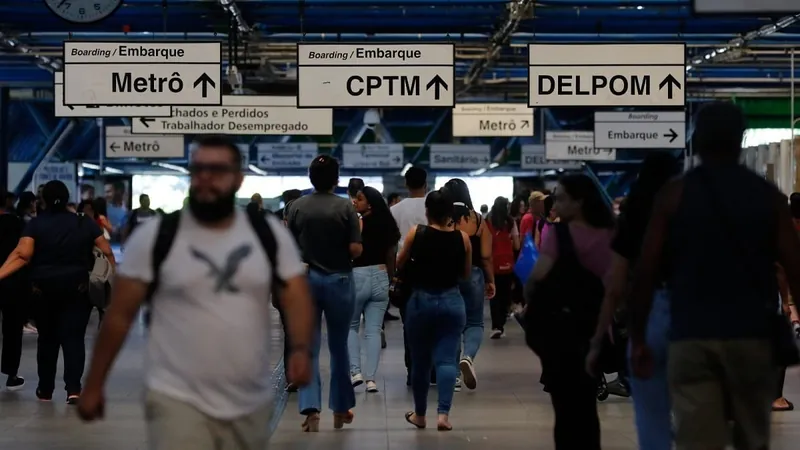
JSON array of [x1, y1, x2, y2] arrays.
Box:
[[361, 186, 401, 245], [425, 189, 454, 226], [488, 196, 514, 231], [42, 181, 69, 212], [558, 174, 615, 229], [92, 197, 108, 217], [442, 178, 475, 225]]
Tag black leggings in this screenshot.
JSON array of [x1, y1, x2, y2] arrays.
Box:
[[490, 273, 514, 331], [0, 285, 26, 378]]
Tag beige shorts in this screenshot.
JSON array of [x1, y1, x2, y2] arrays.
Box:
[[668, 339, 775, 450]]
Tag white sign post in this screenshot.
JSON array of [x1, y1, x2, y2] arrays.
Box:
[[255, 143, 318, 170], [452, 104, 534, 137], [594, 111, 685, 149], [520, 145, 583, 171], [53, 72, 171, 118], [296, 44, 455, 108], [429, 144, 491, 170], [528, 44, 686, 107], [342, 144, 404, 169], [63, 41, 222, 106], [132, 96, 333, 135], [104, 125, 185, 159], [546, 131, 616, 161]]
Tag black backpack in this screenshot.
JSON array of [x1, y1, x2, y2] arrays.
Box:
[[145, 209, 285, 303]]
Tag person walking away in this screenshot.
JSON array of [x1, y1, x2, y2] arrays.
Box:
[[585, 153, 681, 450], [519, 191, 546, 237], [77, 136, 314, 450], [486, 196, 520, 339], [285, 155, 361, 432], [775, 264, 799, 411], [629, 101, 800, 450], [348, 186, 401, 392], [122, 194, 157, 243], [277, 189, 302, 223], [442, 178, 495, 391], [0, 181, 116, 404], [0, 191, 27, 390], [399, 190, 470, 431], [525, 174, 615, 450], [16, 191, 37, 223]]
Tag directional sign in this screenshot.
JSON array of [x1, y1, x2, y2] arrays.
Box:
[[693, 0, 795, 13], [342, 144, 404, 169], [429, 144, 491, 170], [452, 104, 534, 137], [546, 131, 616, 161], [63, 41, 222, 106], [528, 44, 685, 107], [104, 125, 184, 159], [594, 111, 685, 149], [520, 145, 583, 170], [255, 143, 318, 170], [296, 44, 455, 108], [53, 72, 171, 118], [132, 96, 332, 136]]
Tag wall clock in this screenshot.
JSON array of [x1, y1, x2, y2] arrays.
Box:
[[44, 0, 123, 24]]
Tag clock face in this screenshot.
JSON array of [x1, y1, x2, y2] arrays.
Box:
[[44, 0, 122, 24]]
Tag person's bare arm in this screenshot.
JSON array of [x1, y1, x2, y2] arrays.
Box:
[[775, 193, 800, 306], [278, 275, 314, 354], [94, 236, 116, 268], [385, 245, 397, 280], [462, 231, 473, 279], [591, 253, 630, 346], [0, 237, 33, 280], [479, 220, 494, 284], [396, 227, 418, 269]]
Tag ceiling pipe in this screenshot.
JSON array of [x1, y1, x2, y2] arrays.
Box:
[[0, 31, 61, 71], [219, 0, 251, 35]]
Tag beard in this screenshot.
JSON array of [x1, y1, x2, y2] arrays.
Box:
[[188, 187, 236, 223]]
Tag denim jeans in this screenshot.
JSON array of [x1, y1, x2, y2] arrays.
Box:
[[627, 289, 672, 450], [406, 287, 466, 415], [458, 267, 485, 361], [298, 269, 356, 415], [348, 265, 390, 380]]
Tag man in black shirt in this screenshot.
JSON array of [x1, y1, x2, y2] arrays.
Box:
[[0, 190, 26, 390], [122, 194, 157, 243]]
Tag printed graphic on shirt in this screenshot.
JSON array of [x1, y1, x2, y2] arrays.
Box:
[[189, 244, 252, 293]]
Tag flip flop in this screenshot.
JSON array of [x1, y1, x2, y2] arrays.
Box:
[[437, 423, 453, 431], [773, 400, 795, 412], [405, 411, 425, 429]]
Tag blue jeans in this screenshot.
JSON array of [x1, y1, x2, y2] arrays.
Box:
[[627, 289, 672, 450], [458, 267, 485, 361], [298, 269, 356, 415], [406, 287, 466, 415], [348, 265, 390, 380]]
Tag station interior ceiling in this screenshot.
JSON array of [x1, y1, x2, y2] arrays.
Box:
[[0, 0, 798, 193]]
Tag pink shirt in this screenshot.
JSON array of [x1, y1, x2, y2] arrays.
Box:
[[540, 223, 613, 280]]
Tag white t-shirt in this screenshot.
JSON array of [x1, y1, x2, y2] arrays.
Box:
[[391, 197, 427, 250], [119, 209, 305, 419]]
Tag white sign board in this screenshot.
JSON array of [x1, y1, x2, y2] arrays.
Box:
[[546, 131, 616, 161], [520, 145, 583, 170], [429, 144, 491, 170], [104, 126, 185, 159], [132, 96, 333, 136], [256, 143, 318, 169], [33, 163, 77, 201], [528, 44, 686, 107], [594, 111, 685, 149], [693, 0, 795, 13], [63, 41, 222, 106], [53, 72, 171, 118], [342, 144, 404, 169], [452, 104, 534, 137], [297, 44, 455, 108]]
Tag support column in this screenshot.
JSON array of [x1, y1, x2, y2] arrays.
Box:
[[0, 88, 8, 192]]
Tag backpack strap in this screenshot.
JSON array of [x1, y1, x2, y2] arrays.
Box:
[[553, 222, 579, 263], [146, 211, 182, 302], [246, 208, 284, 300]]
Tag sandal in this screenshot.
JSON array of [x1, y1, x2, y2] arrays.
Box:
[[405, 411, 425, 429], [773, 399, 795, 412], [301, 413, 320, 432], [333, 410, 354, 429], [437, 423, 453, 431]]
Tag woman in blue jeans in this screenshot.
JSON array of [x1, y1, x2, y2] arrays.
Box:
[[399, 190, 471, 431], [442, 179, 495, 391], [586, 153, 680, 450], [348, 186, 400, 393]]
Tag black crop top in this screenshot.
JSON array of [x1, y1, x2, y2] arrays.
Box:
[[469, 214, 483, 267], [409, 226, 465, 290], [352, 214, 392, 268]]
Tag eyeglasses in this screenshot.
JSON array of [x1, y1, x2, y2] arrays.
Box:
[[188, 163, 238, 176]]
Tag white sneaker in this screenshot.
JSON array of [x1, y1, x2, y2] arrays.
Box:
[[365, 381, 378, 392], [351, 373, 364, 387], [490, 329, 504, 339], [454, 378, 462, 392], [459, 357, 477, 390]]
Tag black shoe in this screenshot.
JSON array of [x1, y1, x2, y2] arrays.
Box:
[[384, 311, 400, 321], [66, 394, 80, 405], [285, 383, 298, 393], [36, 389, 53, 402], [6, 376, 24, 391]]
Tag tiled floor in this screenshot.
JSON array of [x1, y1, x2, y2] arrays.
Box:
[[1, 309, 799, 449]]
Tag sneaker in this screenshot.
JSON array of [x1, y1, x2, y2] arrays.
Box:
[[6, 376, 24, 391], [285, 383, 298, 393], [459, 357, 477, 390], [23, 323, 38, 334], [365, 381, 378, 392], [66, 394, 80, 405], [351, 373, 364, 387], [454, 378, 462, 392], [490, 329, 504, 339], [36, 389, 52, 402], [606, 378, 630, 398]]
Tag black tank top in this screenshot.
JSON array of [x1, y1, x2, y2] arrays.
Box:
[[470, 214, 483, 267], [411, 226, 465, 290]]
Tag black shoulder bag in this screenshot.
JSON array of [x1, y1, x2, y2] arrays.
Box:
[[389, 225, 426, 308]]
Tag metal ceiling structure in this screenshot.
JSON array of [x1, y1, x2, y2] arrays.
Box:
[[0, 0, 798, 188]]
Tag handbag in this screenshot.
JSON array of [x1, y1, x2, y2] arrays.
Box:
[[389, 225, 426, 308], [513, 228, 539, 285]]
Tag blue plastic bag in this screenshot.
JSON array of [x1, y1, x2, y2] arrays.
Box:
[[514, 231, 539, 285]]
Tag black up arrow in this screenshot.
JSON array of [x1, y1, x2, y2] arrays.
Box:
[[664, 128, 679, 143], [109, 142, 119, 152], [426, 75, 448, 100], [658, 74, 681, 100], [139, 117, 155, 128], [193, 73, 216, 98]]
